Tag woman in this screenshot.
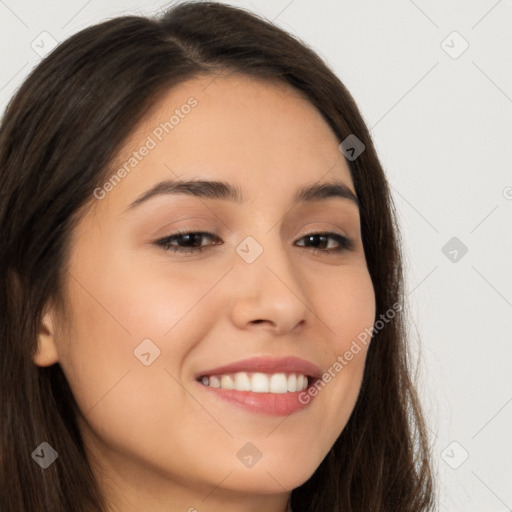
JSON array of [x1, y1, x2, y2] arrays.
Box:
[[0, 2, 435, 511]]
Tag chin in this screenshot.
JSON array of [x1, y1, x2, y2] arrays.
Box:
[[215, 456, 321, 494]]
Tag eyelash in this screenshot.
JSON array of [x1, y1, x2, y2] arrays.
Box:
[[154, 229, 354, 256]]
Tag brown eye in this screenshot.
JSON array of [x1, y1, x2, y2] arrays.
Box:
[[155, 231, 222, 255], [295, 232, 354, 254]]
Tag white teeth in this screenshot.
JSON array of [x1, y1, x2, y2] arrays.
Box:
[[209, 375, 221, 388], [220, 375, 234, 390], [269, 373, 288, 393], [297, 375, 308, 391], [200, 372, 310, 393], [251, 372, 270, 393], [287, 373, 297, 392], [234, 372, 251, 391]]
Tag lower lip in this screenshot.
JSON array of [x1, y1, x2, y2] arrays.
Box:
[[196, 381, 316, 416]]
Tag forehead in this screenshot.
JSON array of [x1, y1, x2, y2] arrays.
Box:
[[94, 73, 355, 216]]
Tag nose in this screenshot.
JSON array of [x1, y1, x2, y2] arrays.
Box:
[[227, 233, 312, 335]]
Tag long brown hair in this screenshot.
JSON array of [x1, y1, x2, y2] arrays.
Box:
[[0, 2, 435, 511]]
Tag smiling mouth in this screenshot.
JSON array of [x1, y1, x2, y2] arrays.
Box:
[[197, 371, 311, 393]]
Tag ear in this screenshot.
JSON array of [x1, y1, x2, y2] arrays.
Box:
[[33, 308, 60, 367]]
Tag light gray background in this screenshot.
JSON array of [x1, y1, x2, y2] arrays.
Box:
[[1, 1, 511, 510]]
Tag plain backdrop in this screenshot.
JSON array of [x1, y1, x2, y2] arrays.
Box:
[[1, 1, 511, 510]]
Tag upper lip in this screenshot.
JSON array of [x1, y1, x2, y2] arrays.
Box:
[[195, 356, 323, 380]]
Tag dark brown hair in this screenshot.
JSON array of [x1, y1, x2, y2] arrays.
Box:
[[0, 2, 435, 511]]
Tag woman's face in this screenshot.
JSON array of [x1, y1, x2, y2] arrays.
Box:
[[36, 74, 375, 510]]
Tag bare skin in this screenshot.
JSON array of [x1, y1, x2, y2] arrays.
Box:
[[35, 73, 376, 512]]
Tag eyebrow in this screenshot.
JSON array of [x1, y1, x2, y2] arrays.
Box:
[[125, 178, 359, 212]]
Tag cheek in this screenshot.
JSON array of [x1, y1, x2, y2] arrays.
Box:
[[334, 266, 375, 384], [56, 260, 245, 485], [55, 273, 198, 465], [55, 255, 221, 424], [317, 263, 376, 352], [303, 264, 375, 432]]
